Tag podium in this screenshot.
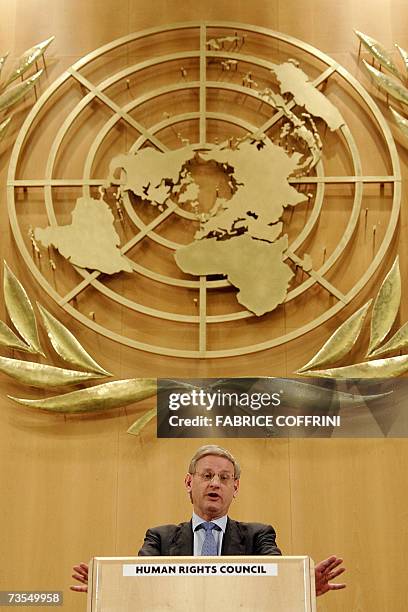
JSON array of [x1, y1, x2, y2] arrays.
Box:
[[87, 556, 316, 611]]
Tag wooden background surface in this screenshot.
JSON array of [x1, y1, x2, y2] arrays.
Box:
[[0, 1, 407, 610]]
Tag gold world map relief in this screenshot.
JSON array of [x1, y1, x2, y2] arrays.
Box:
[[33, 60, 342, 317], [2, 25, 405, 436], [7, 23, 401, 358]]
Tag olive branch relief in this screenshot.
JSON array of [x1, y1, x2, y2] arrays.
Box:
[[0, 262, 157, 435], [297, 256, 408, 378]]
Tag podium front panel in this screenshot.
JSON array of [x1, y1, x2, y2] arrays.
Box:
[[87, 556, 316, 612]]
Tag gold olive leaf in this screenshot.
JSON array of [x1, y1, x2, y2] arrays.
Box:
[[0, 69, 43, 113], [356, 33, 408, 143], [355, 30, 403, 80], [367, 256, 401, 356], [37, 303, 111, 376], [395, 44, 408, 74], [3, 36, 54, 88], [362, 60, 408, 106], [0, 116, 11, 142], [9, 378, 157, 413], [300, 355, 408, 379], [298, 256, 407, 377], [1, 37, 54, 138], [0, 355, 107, 388], [0, 52, 9, 79], [3, 262, 44, 355], [297, 300, 372, 373], [127, 407, 157, 436], [0, 321, 33, 353], [390, 107, 408, 138], [369, 321, 408, 358]]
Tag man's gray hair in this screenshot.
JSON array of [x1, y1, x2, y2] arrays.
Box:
[[188, 445, 241, 479]]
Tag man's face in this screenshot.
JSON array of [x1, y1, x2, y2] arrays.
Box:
[[184, 454, 239, 520]]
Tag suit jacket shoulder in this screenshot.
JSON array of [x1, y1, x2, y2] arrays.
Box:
[[138, 519, 281, 556], [222, 519, 281, 556], [138, 521, 193, 556]]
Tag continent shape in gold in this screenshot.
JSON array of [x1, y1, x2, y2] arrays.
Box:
[[196, 140, 306, 239], [109, 146, 195, 205], [270, 62, 344, 130], [175, 234, 293, 316], [35, 197, 133, 274]]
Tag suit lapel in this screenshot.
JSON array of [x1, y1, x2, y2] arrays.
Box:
[[221, 518, 247, 555], [169, 521, 194, 556], [168, 518, 246, 556]]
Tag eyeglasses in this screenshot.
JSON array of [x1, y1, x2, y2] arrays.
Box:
[[194, 471, 236, 484]]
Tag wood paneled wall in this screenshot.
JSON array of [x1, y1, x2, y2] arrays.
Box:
[[0, 1, 407, 610]]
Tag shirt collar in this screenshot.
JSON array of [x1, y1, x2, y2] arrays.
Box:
[[192, 512, 228, 533]]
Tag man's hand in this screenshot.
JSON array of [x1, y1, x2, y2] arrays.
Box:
[[315, 556, 346, 596], [70, 563, 89, 593]]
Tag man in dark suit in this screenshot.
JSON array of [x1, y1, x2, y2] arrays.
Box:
[[71, 444, 345, 597], [138, 519, 281, 557]]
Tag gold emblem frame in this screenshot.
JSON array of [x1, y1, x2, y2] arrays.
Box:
[[7, 22, 401, 358]]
